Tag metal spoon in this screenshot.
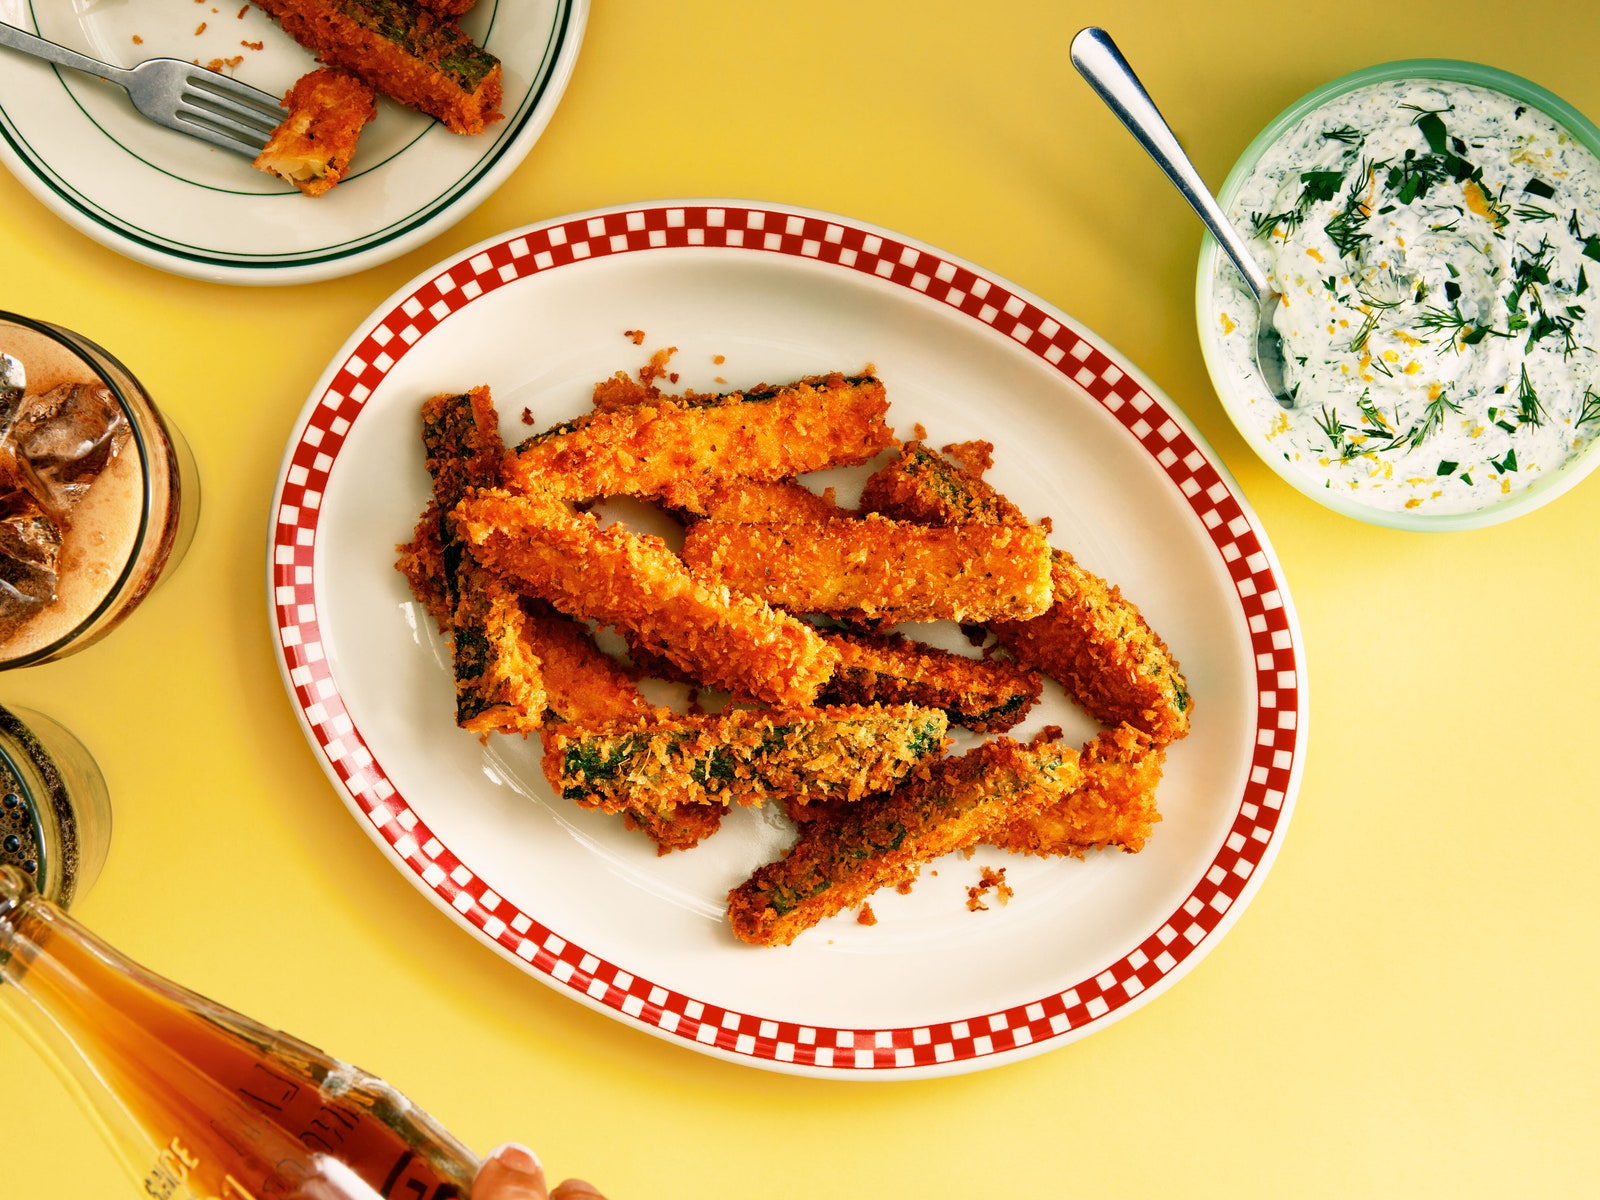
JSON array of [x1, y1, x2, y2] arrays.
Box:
[[1070, 27, 1295, 408]]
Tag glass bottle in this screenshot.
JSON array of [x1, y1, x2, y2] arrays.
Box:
[[0, 863, 481, 1199]]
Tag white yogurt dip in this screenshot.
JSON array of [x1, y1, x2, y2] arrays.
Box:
[[1208, 77, 1600, 514]]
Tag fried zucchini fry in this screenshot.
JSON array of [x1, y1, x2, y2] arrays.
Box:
[[676, 478, 843, 523], [409, 387, 544, 735], [985, 724, 1164, 856], [680, 514, 1055, 623], [506, 373, 893, 505], [990, 550, 1190, 743], [727, 737, 1081, 947], [253, 68, 376, 196], [817, 629, 1043, 733], [519, 602, 726, 853], [543, 703, 948, 815], [861, 441, 1191, 742], [858, 439, 1027, 527], [453, 487, 838, 706], [251, 0, 503, 134]]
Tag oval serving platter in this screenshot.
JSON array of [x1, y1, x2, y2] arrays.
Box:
[[267, 200, 1308, 1077]]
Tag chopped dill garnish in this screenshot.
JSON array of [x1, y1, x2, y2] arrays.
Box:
[[1322, 124, 1363, 144], [1516, 364, 1545, 427], [1513, 203, 1557, 222], [1385, 389, 1461, 452], [1578, 388, 1600, 428], [1313, 405, 1360, 460], [1249, 168, 1350, 239], [1324, 166, 1374, 258]]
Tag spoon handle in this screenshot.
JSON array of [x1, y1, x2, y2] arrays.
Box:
[[1070, 27, 1269, 301]]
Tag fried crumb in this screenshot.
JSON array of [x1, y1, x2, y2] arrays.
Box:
[[207, 55, 244, 71], [942, 439, 995, 477], [521, 407, 536, 426], [238, 4, 249, 14], [912, 422, 928, 440], [966, 865, 1011, 912], [856, 904, 876, 926], [196, 21, 207, 34], [132, 34, 144, 44], [714, 377, 726, 385], [242, 39, 264, 49], [712, 354, 726, 365], [895, 878, 914, 895], [625, 329, 645, 345]]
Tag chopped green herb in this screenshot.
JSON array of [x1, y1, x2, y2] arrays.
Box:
[[1437, 460, 1458, 475], [1516, 364, 1546, 427], [1522, 177, 1557, 199], [1578, 388, 1600, 428]]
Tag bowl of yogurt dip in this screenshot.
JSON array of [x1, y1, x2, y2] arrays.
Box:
[[1197, 60, 1600, 529]]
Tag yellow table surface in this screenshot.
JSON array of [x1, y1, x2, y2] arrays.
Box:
[[3, 2, 1598, 1196]]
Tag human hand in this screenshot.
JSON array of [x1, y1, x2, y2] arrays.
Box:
[[472, 1142, 607, 1199]]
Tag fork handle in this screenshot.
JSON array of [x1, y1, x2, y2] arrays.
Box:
[[0, 21, 132, 85]]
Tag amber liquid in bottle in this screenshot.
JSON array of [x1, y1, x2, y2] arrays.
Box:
[[0, 867, 479, 1199]]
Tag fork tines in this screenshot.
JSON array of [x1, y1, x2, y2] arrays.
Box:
[[178, 72, 282, 155]]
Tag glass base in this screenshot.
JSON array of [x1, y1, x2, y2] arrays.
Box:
[[0, 707, 109, 908]]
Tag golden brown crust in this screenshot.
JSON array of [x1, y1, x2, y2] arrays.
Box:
[[541, 703, 948, 814], [674, 478, 843, 523], [679, 514, 1055, 624], [858, 440, 1028, 527], [727, 738, 1081, 947], [990, 550, 1191, 743], [251, 0, 503, 134], [506, 373, 893, 505], [818, 629, 1042, 733], [395, 502, 451, 630], [253, 67, 376, 195], [985, 724, 1164, 856], [453, 487, 838, 706], [862, 441, 1190, 743]]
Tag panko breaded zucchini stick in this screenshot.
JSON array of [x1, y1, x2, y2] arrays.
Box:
[[727, 737, 1082, 947], [985, 724, 1164, 856], [675, 478, 843, 523], [506, 373, 893, 506], [250, 0, 503, 134], [680, 514, 1055, 624], [543, 703, 948, 815], [991, 551, 1190, 743], [818, 629, 1043, 733], [519, 601, 726, 854], [858, 439, 1026, 527], [453, 487, 839, 707], [253, 68, 376, 196], [411, 387, 544, 735], [862, 441, 1191, 742]]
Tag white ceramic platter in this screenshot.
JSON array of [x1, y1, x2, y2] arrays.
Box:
[[0, 0, 586, 284], [267, 201, 1309, 1077]]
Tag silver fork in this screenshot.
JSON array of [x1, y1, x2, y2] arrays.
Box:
[[0, 21, 283, 158]]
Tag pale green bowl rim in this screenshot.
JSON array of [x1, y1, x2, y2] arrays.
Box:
[[1194, 58, 1600, 532]]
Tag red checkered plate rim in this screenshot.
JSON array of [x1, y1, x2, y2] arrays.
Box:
[[267, 200, 1308, 1077]]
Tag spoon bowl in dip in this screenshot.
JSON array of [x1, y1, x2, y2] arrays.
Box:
[[1070, 26, 1296, 409]]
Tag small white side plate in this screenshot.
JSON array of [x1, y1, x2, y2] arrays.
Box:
[[0, 0, 586, 284]]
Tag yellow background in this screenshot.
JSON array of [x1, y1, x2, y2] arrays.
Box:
[[3, 1, 1598, 1196]]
